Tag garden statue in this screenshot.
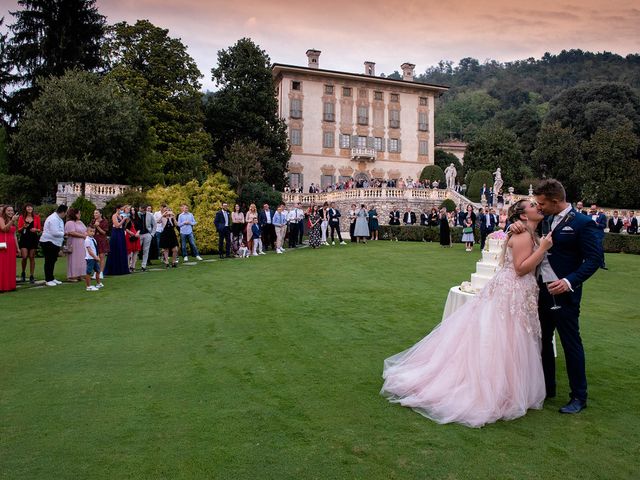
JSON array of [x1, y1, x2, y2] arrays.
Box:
[[444, 163, 457, 190]]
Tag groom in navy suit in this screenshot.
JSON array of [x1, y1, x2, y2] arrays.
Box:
[[515, 179, 603, 414]]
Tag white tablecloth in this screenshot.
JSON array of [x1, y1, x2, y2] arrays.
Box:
[[442, 286, 475, 320]]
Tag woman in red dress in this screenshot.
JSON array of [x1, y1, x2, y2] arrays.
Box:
[[126, 206, 141, 272], [0, 205, 20, 292]]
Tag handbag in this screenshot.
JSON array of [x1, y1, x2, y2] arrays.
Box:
[[62, 241, 73, 255], [0, 232, 6, 249], [463, 227, 473, 234], [129, 234, 137, 242]]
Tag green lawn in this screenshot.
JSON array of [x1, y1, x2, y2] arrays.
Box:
[[1, 243, 639, 479]]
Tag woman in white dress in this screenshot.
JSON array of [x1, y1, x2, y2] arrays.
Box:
[[381, 199, 553, 428]]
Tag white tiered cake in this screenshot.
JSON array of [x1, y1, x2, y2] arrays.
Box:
[[460, 231, 507, 294]]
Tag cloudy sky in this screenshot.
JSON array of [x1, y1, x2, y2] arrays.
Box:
[[2, 0, 639, 90]]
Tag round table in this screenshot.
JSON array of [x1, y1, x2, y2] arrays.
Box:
[[442, 286, 475, 320], [442, 284, 557, 356]]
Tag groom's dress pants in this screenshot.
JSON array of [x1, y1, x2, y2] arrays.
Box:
[[538, 282, 587, 401]]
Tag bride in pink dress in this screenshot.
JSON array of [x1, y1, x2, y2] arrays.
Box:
[[381, 200, 553, 428]]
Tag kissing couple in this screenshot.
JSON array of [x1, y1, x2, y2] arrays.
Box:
[[381, 179, 603, 428]]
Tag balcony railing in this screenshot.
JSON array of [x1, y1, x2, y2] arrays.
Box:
[[323, 113, 335, 122], [351, 147, 376, 161], [389, 120, 400, 128]]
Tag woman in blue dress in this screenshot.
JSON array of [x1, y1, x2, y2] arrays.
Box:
[[368, 205, 379, 240], [105, 205, 130, 276]]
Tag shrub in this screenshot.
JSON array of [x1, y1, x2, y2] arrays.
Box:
[[379, 225, 464, 243], [467, 170, 493, 202], [419, 165, 445, 183], [239, 181, 283, 209], [34, 203, 57, 219], [603, 233, 640, 255], [146, 173, 236, 254], [440, 199, 457, 212], [102, 189, 149, 216], [70, 196, 97, 226]]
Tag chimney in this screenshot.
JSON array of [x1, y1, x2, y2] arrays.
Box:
[[364, 61, 376, 76], [306, 49, 321, 69], [401, 62, 415, 81]]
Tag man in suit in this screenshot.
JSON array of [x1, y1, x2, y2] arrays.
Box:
[[513, 179, 603, 414], [576, 201, 588, 215], [479, 206, 496, 249], [608, 210, 623, 233], [327, 202, 345, 245], [403, 207, 416, 225], [214, 203, 232, 259], [589, 204, 607, 231], [139, 205, 157, 271], [420, 209, 430, 226], [388, 209, 400, 226], [258, 203, 275, 251], [628, 210, 638, 235]]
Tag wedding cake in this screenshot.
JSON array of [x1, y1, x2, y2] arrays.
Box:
[[460, 231, 507, 294]]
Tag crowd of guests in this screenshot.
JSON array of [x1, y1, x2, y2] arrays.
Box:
[[284, 177, 466, 194], [1, 199, 638, 293]]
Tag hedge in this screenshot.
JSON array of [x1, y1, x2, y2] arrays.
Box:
[[603, 233, 640, 254], [377, 226, 640, 254], [379, 225, 464, 243]]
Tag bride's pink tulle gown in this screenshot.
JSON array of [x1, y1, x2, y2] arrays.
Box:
[[381, 247, 545, 428]]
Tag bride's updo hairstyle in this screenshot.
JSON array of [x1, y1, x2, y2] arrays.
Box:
[[508, 199, 528, 224]]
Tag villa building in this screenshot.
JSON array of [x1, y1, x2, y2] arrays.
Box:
[[272, 50, 449, 190]]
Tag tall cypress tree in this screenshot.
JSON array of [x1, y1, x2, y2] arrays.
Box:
[[7, 0, 106, 122]]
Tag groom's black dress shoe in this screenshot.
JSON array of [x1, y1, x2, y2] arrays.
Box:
[[559, 398, 587, 414]]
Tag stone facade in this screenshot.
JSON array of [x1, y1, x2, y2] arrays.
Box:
[[272, 52, 448, 191]]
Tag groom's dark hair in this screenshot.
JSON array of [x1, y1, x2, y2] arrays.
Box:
[[533, 179, 566, 201]]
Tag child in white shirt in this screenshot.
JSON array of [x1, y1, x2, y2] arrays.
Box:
[[84, 226, 103, 291]]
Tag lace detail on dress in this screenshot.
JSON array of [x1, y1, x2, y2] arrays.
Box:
[[477, 246, 541, 339]]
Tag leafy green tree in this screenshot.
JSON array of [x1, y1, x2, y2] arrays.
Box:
[[104, 20, 211, 185], [238, 182, 282, 210], [12, 70, 152, 196], [531, 122, 583, 199], [7, 0, 105, 121], [0, 18, 12, 123], [435, 90, 500, 142], [205, 38, 290, 190], [462, 126, 528, 189], [576, 124, 640, 207], [545, 82, 640, 140], [494, 103, 543, 160], [219, 140, 266, 196]]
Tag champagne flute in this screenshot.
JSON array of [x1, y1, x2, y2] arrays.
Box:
[[547, 283, 562, 310]]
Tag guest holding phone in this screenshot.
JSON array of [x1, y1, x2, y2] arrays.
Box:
[[0, 205, 20, 292], [18, 203, 41, 283]]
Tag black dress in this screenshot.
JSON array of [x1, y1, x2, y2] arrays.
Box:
[[18, 219, 39, 250], [439, 214, 451, 246], [160, 218, 178, 249]]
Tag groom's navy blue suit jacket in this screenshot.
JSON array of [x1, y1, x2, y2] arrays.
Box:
[[545, 208, 603, 300]]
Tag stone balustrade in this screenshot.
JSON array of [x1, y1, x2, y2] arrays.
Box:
[[56, 182, 141, 208]]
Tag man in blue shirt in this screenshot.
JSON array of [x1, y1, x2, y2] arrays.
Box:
[[177, 204, 203, 262], [272, 203, 288, 254]]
